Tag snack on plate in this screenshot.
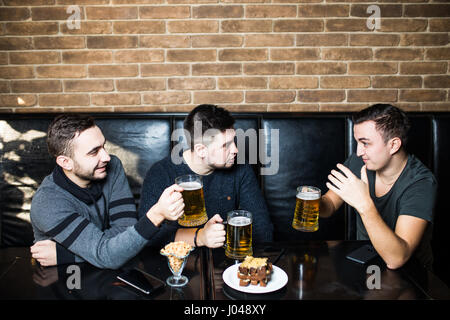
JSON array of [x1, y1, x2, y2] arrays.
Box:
[[160, 241, 193, 273], [237, 256, 273, 287]]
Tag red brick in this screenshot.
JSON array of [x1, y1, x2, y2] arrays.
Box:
[[192, 63, 241, 76], [0, 7, 30, 21], [375, 48, 423, 61], [168, 78, 216, 90], [116, 79, 165, 91], [167, 49, 216, 62], [297, 34, 348, 46], [350, 4, 401, 17], [193, 5, 244, 18], [113, 21, 165, 34], [0, 94, 37, 108], [349, 62, 397, 75], [92, 93, 141, 106], [222, 20, 272, 33], [274, 20, 324, 32], [348, 90, 397, 102], [429, 19, 450, 32], [143, 92, 191, 105], [114, 50, 164, 63], [140, 6, 190, 19], [320, 76, 370, 89], [60, 21, 112, 35], [246, 5, 297, 18], [87, 36, 138, 49], [246, 91, 295, 103], [140, 35, 190, 48], [400, 34, 448, 46], [405, 4, 450, 17], [31, 7, 84, 20], [0, 66, 34, 79], [219, 49, 267, 61], [424, 76, 450, 88], [379, 19, 427, 32], [323, 48, 372, 60], [5, 22, 58, 35], [298, 90, 345, 102], [168, 21, 218, 33], [88, 65, 139, 78], [372, 76, 422, 88], [194, 91, 243, 104], [271, 48, 320, 61], [244, 63, 295, 75], [64, 80, 114, 92], [0, 37, 32, 50], [10, 51, 60, 64], [36, 66, 87, 78], [11, 80, 62, 93], [270, 77, 318, 89], [86, 6, 138, 20], [326, 19, 368, 32], [63, 51, 113, 64], [245, 34, 294, 47], [400, 90, 446, 102], [219, 77, 267, 89], [426, 48, 450, 60], [39, 94, 90, 106], [350, 34, 399, 46], [296, 62, 347, 75], [33, 36, 85, 49], [192, 35, 243, 48], [299, 5, 349, 17], [141, 64, 190, 76], [400, 62, 447, 75]]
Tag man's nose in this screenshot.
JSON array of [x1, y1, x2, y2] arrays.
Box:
[[100, 148, 111, 162], [356, 143, 364, 157]]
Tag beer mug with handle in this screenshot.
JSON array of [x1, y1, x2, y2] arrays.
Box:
[[224, 210, 253, 260], [292, 186, 321, 232], [175, 174, 208, 227]]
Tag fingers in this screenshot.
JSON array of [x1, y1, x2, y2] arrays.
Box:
[[166, 183, 184, 194], [336, 163, 354, 178], [328, 173, 343, 189], [360, 165, 368, 184], [208, 213, 223, 224]]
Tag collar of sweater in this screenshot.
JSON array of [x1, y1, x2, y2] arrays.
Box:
[[52, 165, 104, 205]]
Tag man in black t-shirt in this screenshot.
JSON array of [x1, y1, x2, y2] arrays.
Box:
[[320, 104, 437, 270]]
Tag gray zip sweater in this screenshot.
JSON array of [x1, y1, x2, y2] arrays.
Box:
[[31, 155, 159, 269]]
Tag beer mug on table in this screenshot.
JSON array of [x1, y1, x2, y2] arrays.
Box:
[[175, 174, 208, 227], [224, 210, 253, 260], [292, 186, 321, 232]]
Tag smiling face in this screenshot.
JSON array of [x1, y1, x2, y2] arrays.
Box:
[[354, 120, 393, 171], [204, 129, 238, 169], [70, 125, 111, 183]]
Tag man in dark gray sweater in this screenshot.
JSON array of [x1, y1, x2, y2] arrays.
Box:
[[139, 105, 274, 248], [30, 115, 184, 269]]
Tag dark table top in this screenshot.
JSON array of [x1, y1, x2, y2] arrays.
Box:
[[1, 241, 449, 300], [207, 241, 450, 300], [0, 246, 207, 300]]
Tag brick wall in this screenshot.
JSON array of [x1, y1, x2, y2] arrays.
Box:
[[0, 0, 449, 113]]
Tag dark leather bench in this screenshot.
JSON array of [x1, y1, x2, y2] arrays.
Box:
[[1, 112, 449, 286]]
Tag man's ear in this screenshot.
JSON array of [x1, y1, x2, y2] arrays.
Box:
[[56, 155, 73, 171], [193, 143, 207, 158], [389, 137, 402, 155]]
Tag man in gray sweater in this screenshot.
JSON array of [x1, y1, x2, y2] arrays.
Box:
[[30, 115, 184, 269]]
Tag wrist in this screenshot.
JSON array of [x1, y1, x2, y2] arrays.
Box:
[[195, 228, 204, 247], [147, 202, 164, 227], [357, 198, 375, 217]]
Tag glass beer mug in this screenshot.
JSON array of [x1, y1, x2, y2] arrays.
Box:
[[175, 174, 208, 227], [224, 210, 253, 260], [292, 186, 321, 232]]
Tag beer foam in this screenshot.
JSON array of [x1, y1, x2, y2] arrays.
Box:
[[296, 191, 320, 200], [228, 216, 251, 227], [179, 181, 202, 190]]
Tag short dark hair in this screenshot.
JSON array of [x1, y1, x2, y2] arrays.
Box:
[[47, 114, 95, 158], [353, 104, 411, 146], [184, 104, 235, 149]]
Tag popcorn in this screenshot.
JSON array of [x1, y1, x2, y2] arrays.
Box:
[[160, 241, 193, 273]]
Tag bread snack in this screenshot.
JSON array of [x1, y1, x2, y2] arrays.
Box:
[[237, 256, 273, 287], [160, 241, 193, 273]]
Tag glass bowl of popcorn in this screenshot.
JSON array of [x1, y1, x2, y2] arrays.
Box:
[[160, 241, 194, 287]]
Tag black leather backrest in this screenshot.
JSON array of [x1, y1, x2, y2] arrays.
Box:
[[260, 116, 347, 241], [432, 115, 450, 285]]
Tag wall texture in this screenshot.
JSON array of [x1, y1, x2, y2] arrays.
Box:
[[0, 0, 449, 113]]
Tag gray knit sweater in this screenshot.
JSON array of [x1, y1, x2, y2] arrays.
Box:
[[31, 155, 159, 269]]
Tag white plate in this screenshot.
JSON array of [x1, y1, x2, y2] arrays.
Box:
[[222, 264, 288, 294]]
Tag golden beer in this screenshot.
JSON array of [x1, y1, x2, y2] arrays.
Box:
[[292, 186, 321, 232], [175, 175, 208, 227], [225, 210, 253, 260]]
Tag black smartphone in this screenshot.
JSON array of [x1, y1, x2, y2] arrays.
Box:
[[117, 268, 166, 295], [345, 244, 379, 264]]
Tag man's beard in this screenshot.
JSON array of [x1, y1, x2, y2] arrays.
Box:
[[73, 161, 107, 182]]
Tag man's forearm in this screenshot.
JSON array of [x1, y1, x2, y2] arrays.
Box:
[[358, 203, 410, 269], [319, 195, 335, 218]]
